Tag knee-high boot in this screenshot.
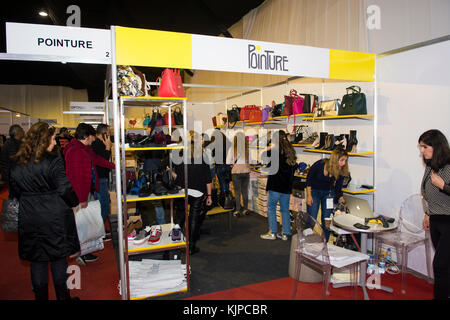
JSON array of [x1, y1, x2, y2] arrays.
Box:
[[33, 285, 49, 300]]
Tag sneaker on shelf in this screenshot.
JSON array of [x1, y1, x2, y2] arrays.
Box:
[[260, 231, 276, 240], [149, 225, 162, 245], [127, 229, 137, 241], [276, 233, 288, 241], [82, 254, 99, 263], [133, 226, 151, 245], [169, 224, 182, 242], [75, 256, 86, 266]]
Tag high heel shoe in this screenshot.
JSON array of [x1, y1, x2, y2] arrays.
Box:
[[346, 130, 358, 153], [315, 132, 328, 149]]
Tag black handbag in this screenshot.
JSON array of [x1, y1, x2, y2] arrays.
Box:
[[0, 198, 19, 232], [172, 107, 183, 125], [221, 192, 235, 210], [271, 102, 283, 118], [227, 105, 241, 127], [338, 86, 367, 115]]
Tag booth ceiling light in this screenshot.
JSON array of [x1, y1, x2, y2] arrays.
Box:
[[15, 113, 21, 117], [38, 10, 48, 17]]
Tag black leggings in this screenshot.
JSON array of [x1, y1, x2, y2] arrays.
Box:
[[430, 215, 450, 300], [30, 258, 68, 289]]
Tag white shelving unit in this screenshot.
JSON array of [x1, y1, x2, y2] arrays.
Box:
[[118, 95, 189, 300]]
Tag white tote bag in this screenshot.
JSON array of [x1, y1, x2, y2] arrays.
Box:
[[74, 200, 105, 244]]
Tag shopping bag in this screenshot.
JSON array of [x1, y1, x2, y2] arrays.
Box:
[[74, 200, 105, 245], [80, 237, 104, 256], [0, 198, 19, 232], [157, 69, 185, 97]]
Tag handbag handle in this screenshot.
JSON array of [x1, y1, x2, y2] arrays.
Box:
[[346, 86, 361, 93]]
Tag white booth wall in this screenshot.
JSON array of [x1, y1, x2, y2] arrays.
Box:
[[376, 40, 450, 276]]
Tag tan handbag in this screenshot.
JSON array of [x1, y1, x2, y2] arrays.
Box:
[[319, 99, 340, 116]]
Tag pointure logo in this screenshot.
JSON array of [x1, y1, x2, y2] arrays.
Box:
[[248, 44, 288, 72]]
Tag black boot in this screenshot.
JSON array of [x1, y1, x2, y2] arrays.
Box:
[[153, 172, 168, 196], [347, 130, 358, 153], [54, 283, 72, 300], [315, 132, 327, 149], [33, 285, 49, 300], [325, 134, 335, 150]]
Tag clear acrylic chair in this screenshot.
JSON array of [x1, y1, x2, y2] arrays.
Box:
[[291, 211, 368, 300], [374, 194, 433, 294]]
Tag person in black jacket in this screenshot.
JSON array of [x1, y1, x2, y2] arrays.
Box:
[[92, 124, 113, 237], [172, 131, 212, 255], [10, 122, 80, 300], [0, 124, 25, 195], [260, 131, 297, 241]]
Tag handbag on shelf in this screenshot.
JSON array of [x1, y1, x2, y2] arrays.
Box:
[[291, 91, 305, 115], [227, 105, 241, 127], [172, 107, 183, 125], [261, 105, 272, 124], [240, 105, 259, 121], [143, 113, 151, 127], [164, 112, 175, 126], [283, 90, 295, 116], [271, 100, 283, 118], [320, 99, 340, 116], [339, 86, 367, 115], [299, 94, 319, 114], [0, 198, 19, 232], [117, 65, 145, 97], [157, 68, 185, 97], [249, 107, 262, 123]]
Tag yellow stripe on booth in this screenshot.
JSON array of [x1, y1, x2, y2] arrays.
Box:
[[329, 49, 375, 82], [115, 27, 192, 69]]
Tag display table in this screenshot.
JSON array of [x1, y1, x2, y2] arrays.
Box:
[[332, 213, 398, 300]]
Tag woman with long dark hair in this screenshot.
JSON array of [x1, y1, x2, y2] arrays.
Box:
[[260, 130, 297, 240], [10, 122, 80, 300], [419, 129, 450, 300]]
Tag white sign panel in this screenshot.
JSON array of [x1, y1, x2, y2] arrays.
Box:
[[70, 102, 105, 112], [6, 22, 111, 64], [192, 34, 329, 78]]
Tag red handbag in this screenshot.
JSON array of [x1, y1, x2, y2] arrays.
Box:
[[240, 105, 259, 121], [164, 112, 175, 126], [157, 69, 185, 97]]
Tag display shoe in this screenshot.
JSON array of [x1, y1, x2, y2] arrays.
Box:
[[127, 218, 142, 234], [153, 173, 168, 196], [148, 225, 162, 245], [138, 182, 152, 197], [127, 229, 137, 241], [315, 132, 328, 149], [260, 231, 276, 240], [133, 226, 151, 245], [169, 224, 182, 242], [320, 134, 331, 150], [346, 130, 358, 153], [334, 134, 345, 150], [310, 134, 321, 148], [325, 134, 335, 150], [299, 132, 318, 145]]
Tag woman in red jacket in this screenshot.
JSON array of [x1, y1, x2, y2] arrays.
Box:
[[63, 123, 115, 265]]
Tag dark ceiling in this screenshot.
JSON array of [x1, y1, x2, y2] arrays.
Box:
[[1, 0, 265, 101]]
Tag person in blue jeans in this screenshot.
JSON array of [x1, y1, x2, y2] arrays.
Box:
[[260, 131, 297, 241], [306, 147, 349, 242], [142, 151, 166, 225]]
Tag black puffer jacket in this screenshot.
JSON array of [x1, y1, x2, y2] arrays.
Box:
[[10, 153, 80, 262]]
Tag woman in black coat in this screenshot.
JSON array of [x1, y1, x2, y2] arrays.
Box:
[[10, 122, 80, 300]]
